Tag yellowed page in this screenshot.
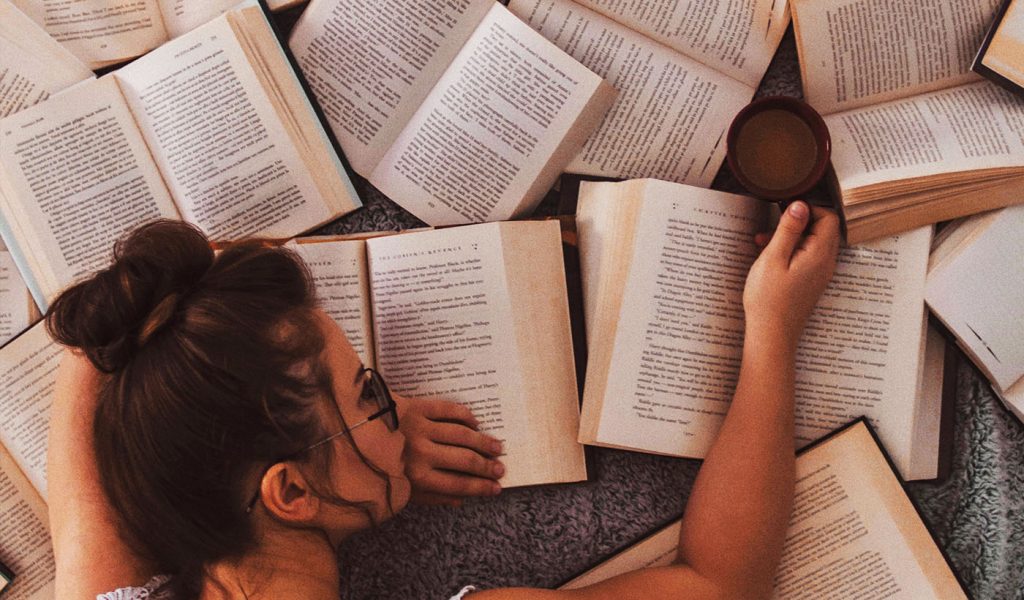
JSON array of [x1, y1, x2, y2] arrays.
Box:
[[499, 220, 586, 485], [510, 0, 752, 188], [926, 204, 1024, 391], [0, 444, 53, 600], [0, 0, 93, 118], [981, 0, 1024, 88], [114, 15, 332, 241], [289, 237, 375, 368], [574, 0, 790, 88], [0, 323, 60, 501], [371, 3, 608, 225], [0, 246, 34, 347], [562, 423, 965, 599], [827, 81, 1024, 191], [792, 0, 1000, 114], [288, 0, 494, 176], [0, 76, 179, 308], [909, 324, 946, 481], [367, 223, 582, 487], [10, 0, 168, 69]]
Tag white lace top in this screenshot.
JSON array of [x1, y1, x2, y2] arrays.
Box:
[[97, 577, 476, 599]]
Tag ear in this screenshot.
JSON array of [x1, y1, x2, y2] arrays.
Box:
[[258, 463, 321, 524]]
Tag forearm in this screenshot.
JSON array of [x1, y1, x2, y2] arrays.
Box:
[[48, 354, 155, 597], [677, 331, 797, 597]]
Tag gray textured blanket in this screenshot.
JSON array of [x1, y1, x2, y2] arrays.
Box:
[[312, 30, 1024, 600]]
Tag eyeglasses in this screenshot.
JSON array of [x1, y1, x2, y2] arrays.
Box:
[[244, 367, 399, 513]]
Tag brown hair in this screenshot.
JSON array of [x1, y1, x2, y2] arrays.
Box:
[[46, 220, 385, 598]]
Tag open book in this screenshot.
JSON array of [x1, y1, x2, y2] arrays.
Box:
[[927, 204, 1024, 421], [0, 0, 93, 118], [791, 0, 1024, 244], [287, 0, 616, 226], [0, 323, 62, 600], [508, 0, 789, 187], [576, 179, 944, 480], [290, 220, 585, 488], [560, 420, 968, 599], [10, 0, 304, 69], [0, 243, 38, 347], [0, 4, 361, 312]]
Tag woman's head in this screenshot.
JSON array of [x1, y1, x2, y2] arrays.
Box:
[[46, 220, 409, 596]]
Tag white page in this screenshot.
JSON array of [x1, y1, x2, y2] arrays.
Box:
[[0, 0, 93, 118], [372, 3, 605, 225], [0, 76, 180, 306], [157, 0, 245, 38], [10, 0, 168, 68], [0, 448, 54, 600], [288, 0, 494, 175], [290, 238, 375, 368], [794, 0, 1000, 114], [0, 323, 61, 500], [583, 180, 932, 477], [510, 0, 752, 187], [575, 0, 790, 88], [366, 225, 541, 484], [827, 81, 1024, 190], [926, 204, 1024, 390], [116, 15, 331, 240], [0, 248, 33, 347]]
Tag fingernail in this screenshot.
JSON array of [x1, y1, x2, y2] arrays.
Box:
[[490, 441, 503, 455], [493, 462, 505, 477], [491, 482, 502, 495], [789, 201, 808, 219]]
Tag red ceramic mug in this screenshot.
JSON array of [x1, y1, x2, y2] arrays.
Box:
[[726, 97, 831, 202]]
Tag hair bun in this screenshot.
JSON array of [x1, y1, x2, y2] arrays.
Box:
[[46, 220, 214, 373]]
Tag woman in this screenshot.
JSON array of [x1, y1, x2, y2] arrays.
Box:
[[47, 200, 839, 599]]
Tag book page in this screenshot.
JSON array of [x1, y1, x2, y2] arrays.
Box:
[[10, 0, 168, 68], [0, 0, 93, 118], [157, 0, 245, 38], [0, 324, 61, 501], [574, 0, 790, 88], [510, 0, 752, 187], [367, 223, 584, 487], [773, 424, 964, 599], [290, 238, 375, 368], [0, 446, 54, 600], [926, 204, 1024, 391], [288, 0, 494, 175], [980, 0, 1024, 89], [0, 246, 34, 347], [562, 423, 966, 599], [0, 76, 179, 308], [793, 0, 1001, 114], [115, 15, 332, 241], [828, 81, 1024, 191], [372, 3, 611, 225], [580, 179, 932, 478]]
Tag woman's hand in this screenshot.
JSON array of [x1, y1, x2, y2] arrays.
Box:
[[744, 201, 840, 355], [396, 396, 505, 507]]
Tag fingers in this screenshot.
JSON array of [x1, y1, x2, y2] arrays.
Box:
[[411, 467, 503, 499], [429, 420, 503, 457], [423, 442, 505, 480], [796, 206, 841, 259], [418, 398, 480, 430], [764, 201, 811, 262]]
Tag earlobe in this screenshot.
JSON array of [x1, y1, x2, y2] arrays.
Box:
[[259, 463, 321, 524]]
